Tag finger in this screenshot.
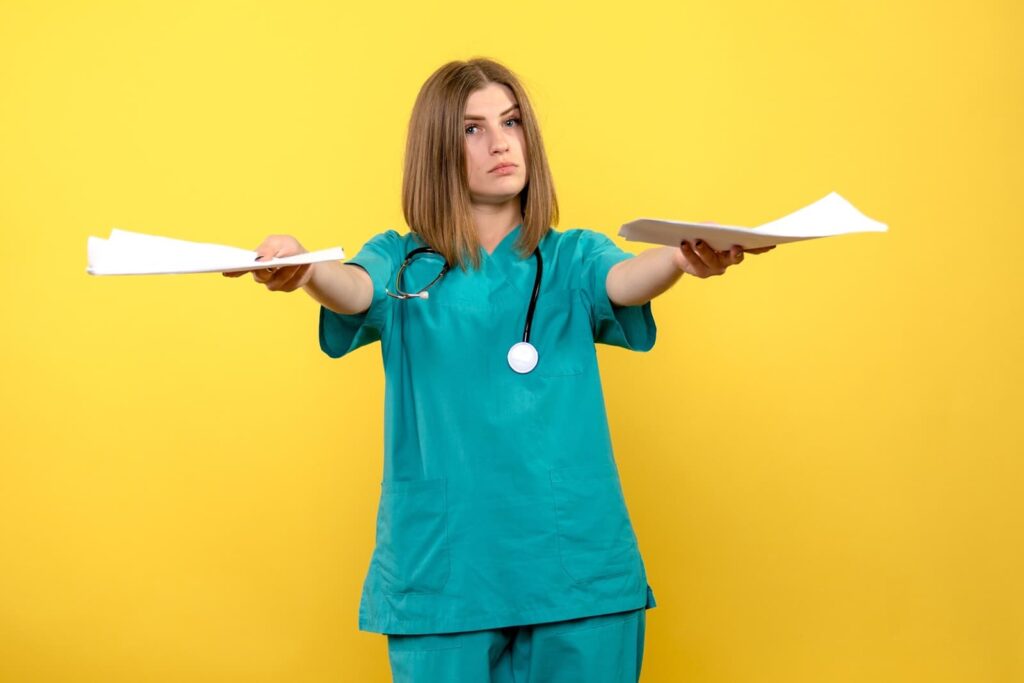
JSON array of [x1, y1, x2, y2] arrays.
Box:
[[692, 239, 725, 274], [254, 238, 284, 263], [264, 265, 301, 291], [680, 241, 712, 277], [730, 244, 745, 265], [714, 248, 735, 269], [746, 245, 776, 254], [257, 234, 307, 259], [279, 264, 311, 292], [252, 265, 275, 284], [262, 267, 289, 289]]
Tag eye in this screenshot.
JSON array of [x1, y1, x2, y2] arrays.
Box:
[[465, 124, 479, 135], [504, 117, 521, 127]]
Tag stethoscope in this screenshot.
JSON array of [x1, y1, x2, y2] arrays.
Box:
[[385, 245, 543, 374]]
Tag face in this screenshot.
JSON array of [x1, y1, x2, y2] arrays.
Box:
[[463, 82, 528, 206]]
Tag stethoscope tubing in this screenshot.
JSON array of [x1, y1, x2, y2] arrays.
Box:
[[385, 246, 450, 299], [521, 247, 542, 343], [385, 244, 543, 344]]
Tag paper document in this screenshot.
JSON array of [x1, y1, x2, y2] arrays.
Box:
[[86, 229, 345, 276], [618, 191, 888, 251]]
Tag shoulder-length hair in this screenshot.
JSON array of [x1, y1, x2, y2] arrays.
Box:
[[401, 57, 559, 271]]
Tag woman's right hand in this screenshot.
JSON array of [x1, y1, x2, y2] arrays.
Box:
[[222, 234, 314, 292]]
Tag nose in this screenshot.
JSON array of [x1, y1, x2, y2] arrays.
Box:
[[489, 127, 511, 154]]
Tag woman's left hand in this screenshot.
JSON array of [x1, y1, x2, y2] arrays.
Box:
[[673, 237, 776, 278]]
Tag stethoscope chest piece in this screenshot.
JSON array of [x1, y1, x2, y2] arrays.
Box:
[[507, 341, 538, 374]]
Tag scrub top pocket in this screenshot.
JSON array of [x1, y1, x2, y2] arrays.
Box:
[[549, 460, 640, 584], [375, 477, 451, 595], [530, 288, 591, 377]]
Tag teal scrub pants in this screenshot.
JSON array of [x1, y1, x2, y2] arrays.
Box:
[[386, 608, 647, 682]]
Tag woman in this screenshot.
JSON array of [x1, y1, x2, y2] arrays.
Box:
[[226, 58, 772, 682]]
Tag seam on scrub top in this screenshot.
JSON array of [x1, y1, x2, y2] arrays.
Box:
[[380, 478, 452, 595], [549, 468, 637, 585]]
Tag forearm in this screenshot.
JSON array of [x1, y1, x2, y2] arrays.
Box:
[[302, 260, 373, 314], [606, 246, 682, 307]]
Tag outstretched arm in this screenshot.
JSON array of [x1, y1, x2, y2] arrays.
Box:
[[606, 240, 775, 307]]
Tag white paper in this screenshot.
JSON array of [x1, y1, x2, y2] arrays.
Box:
[[617, 191, 888, 251], [86, 228, 345, 276]]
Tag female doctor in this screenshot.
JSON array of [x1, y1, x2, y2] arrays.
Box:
[[226, 58, 773, 683]]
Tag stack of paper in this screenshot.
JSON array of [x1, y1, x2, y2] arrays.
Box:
[[87, 229, 345, 276], [618, 191, 888, 251]]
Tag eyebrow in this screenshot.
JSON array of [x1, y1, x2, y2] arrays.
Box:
[[464, 104, 520, 121]]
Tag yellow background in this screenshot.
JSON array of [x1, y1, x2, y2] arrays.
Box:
[[1, 0, 1021, 681]]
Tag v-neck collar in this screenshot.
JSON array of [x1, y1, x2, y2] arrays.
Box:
[[479, 222, 543, 302], [480, 222, 523, 260]]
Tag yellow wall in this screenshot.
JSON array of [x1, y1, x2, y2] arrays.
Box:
[[1, 1, 1020, 681]]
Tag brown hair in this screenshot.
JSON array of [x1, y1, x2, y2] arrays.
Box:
[[401, 57, 559, 271]]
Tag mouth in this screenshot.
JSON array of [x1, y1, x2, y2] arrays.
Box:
[[489, 162, 517, 173]]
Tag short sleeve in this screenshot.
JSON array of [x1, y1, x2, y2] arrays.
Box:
[[579, 229, 657, 351], [318, 230, 401, 359]]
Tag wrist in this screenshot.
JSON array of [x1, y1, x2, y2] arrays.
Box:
[[302, 260, 334, 298], [669, 245, 688, 274]]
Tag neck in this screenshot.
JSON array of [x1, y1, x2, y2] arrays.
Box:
[[472, 199, 522, 250]]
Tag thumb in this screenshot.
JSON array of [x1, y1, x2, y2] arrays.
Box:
[[254, 248, 280, 263]]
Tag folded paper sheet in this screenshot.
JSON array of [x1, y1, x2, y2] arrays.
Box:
[[87, 229, 345, 275], [618, 191, 888, 251]]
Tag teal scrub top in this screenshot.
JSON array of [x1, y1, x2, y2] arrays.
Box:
[[319, 223, 659, 635]]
